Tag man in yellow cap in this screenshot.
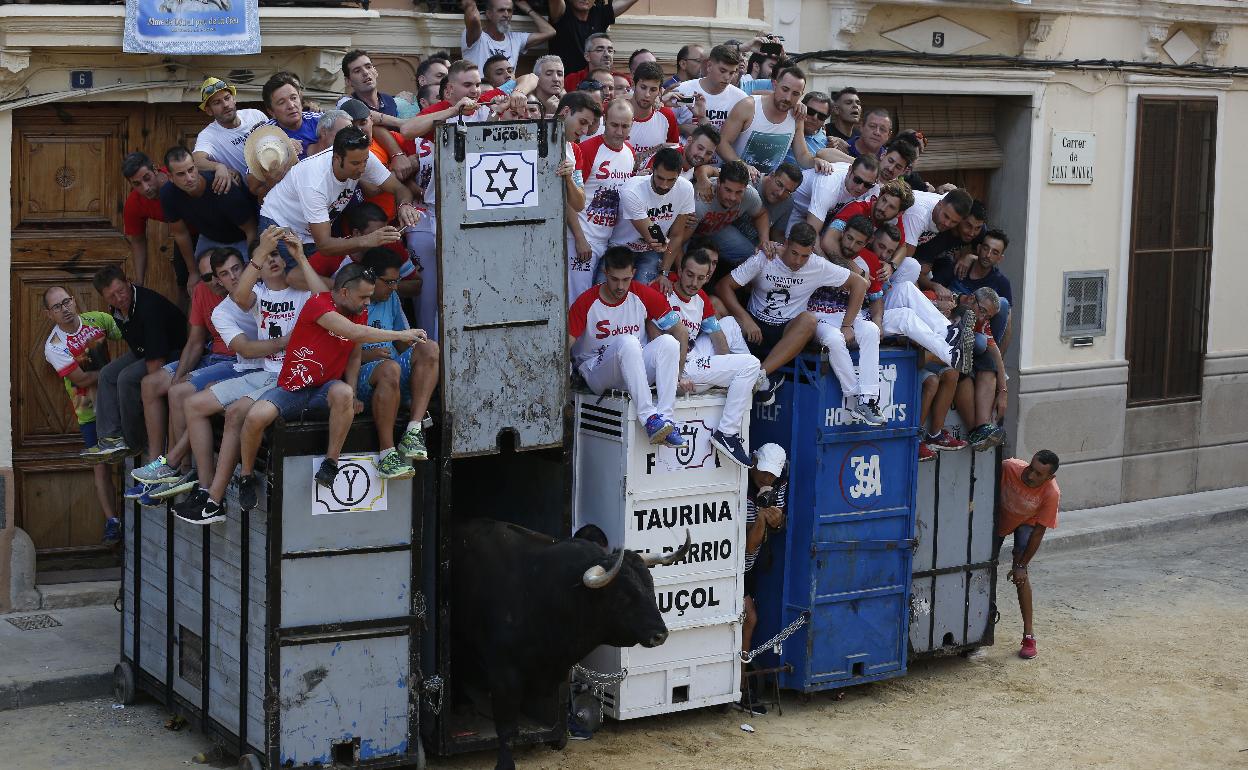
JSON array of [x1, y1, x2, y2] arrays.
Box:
[[192, 77, 268, 195]]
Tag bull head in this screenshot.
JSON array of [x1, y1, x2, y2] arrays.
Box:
[[641, 530, 693, 568], [582, 548, 626, 589]]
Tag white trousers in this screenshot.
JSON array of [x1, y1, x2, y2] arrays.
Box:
[[813, 313, 881, 398], [882, 308, 952, 365], [886, 279, 950, 329], [581, 335, 679, 425], [684, 349, 759, 437], [891, 255, 922, 285], [567, 231, 606, 306]]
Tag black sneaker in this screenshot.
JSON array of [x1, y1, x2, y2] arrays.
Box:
[[172, 488, 209, 519], [314, 458, 338, 488], [753, 373, 784, 406], [174, 496, 225, 526], [710, 430, 753, 469], [237, 473, 259, 512]]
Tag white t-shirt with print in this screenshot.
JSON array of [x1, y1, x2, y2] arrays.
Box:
[[729, 251, 851, 325], [461, 29, 531, 72], [193, 109, 268, 176], [247, 285, 312, 373], [672, 80, 748, 132], [608, 174, 696, 252], [260, 149, 391, 244]]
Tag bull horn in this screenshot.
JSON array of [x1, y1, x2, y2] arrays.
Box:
[[582, 548, 626, 589], [642, 530, 694, 568]]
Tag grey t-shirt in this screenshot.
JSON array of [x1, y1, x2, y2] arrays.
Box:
[[732, 176, 792, 244], [693, 183, 763, 237]]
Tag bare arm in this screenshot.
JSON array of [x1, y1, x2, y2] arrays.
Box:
[[868, 296, 884, 328], [398, 98, 475, 140], [709, 328, 729, 356], [840, 272, 868, 325], [192, 151, 240, 194], [716, 97, 753, 163], [169, 220, 198, 281], [344, 344, 363, 400], [227, 333, 287, 360], [285, 239, 330, 294], [126, 234, 148, 287], [461, 0, 483, 47], [660, 213, 692, 275], [516, 0, 557, 47], [316, 311, 429, 345], [548, 0, 566, 21], [65, 367, 101, 389], [611, 0, 642, 16]]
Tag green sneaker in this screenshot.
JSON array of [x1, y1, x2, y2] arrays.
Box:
[[377, 449, 415, 480], [397, 425, 428, 461]]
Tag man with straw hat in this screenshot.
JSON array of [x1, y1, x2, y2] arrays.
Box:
[[192, 77, 267, 194]]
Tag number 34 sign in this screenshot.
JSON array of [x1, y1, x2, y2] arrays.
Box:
[[312, 454, 389, 514]]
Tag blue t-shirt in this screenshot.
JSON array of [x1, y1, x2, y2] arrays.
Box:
[[783, 130, 827, 166], [265, 113, 322, 158], [935, 264, 1013, 306], [362, 290, 408, 353]]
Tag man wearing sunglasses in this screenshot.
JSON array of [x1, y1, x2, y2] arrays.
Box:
[[259, 127, 421, 290], [800, 155, 880, 249], [41, 287, 123, 544], [782, 91, 832, 167]]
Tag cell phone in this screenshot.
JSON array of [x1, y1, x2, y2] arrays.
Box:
[[648, 223, 667, 245], [677, 95, 695, 105], [760, 42, 784, 57]]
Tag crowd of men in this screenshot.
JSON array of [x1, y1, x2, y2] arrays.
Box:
[[42, 0, 1025, 702]]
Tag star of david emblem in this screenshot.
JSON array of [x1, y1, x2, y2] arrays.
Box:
[[483, 159, 519, 201]]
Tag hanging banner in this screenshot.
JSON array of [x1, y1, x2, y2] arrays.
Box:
[[123, 0, 261, 55]]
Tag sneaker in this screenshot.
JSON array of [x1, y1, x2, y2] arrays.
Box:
[[970, 424, 996, 452], [123, 481, 151, 501], [137, 490, 164, 508], [237, 473, 260, 511], [80, 444, 111, 464], [947, 346, 963, 373], [851, 397, 886, 426], [985, 425, 1007, 449], [644, 414, 674, 445], [1019, 634, 1037, 659], [661, 420, 686, 448], [397, 425, 428, 461], [102, 517, 122, 546], [378, 450, 416, 480], [131, 456, 178, 484], [314, 458, 339, 488], [753, 374, 784, 406], [710, 430, 752, 468], [927, 430, 968, 451], [93, 437, 131, 463], [173, 495, 225, 526], [753, 370, 771, 393], [918, 442, 937, 463], [172, 488, 210, 519], [944, 322, 961, 345], [150, 469, 198, 500]]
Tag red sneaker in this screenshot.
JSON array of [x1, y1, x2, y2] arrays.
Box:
[[928, 430, 968, 451], [918, 442, 937, 463], [1019, 635, 1037, 659]]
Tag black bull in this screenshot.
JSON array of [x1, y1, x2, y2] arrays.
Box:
[[451, 518, 693, 770]]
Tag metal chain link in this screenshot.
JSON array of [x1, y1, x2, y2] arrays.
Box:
[[572, 664, 628, 726], [423, 675, 444, 716], [739, 612, 809, 664]]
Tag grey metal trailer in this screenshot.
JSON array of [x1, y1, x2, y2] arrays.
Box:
[[118, 419, 429, 769], [909, 415, 1002, 658]]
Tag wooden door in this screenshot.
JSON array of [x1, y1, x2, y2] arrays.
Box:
[[10, 101, 205, 556]]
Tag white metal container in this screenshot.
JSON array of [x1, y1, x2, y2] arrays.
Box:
[[573, 390, 748, 719]]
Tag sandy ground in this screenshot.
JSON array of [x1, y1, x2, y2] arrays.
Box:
[[3, 522, 1245, 770]]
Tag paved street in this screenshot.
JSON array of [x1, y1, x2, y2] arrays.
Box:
[[2, 521, 1244, 770]]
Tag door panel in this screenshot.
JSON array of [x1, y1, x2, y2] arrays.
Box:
[[10, 101, 207, 556]]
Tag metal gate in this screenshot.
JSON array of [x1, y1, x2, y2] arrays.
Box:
[[434, 119, 568, 457]]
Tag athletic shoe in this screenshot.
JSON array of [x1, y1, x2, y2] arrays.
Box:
[[131, 456, 178, 484], [150, 470, 198, 500], [79, 444, 111, 464], [753, 374, 785, 406], [661, 420, 686, 448], [954, 307, 977, 375], [644, 414, 674, 445], [397, 425, 428, 461], [174, 497, 225, 526], [970, 424, 996, 452], [1019, 634, 1037, 659], [852, 397, 887, 426], [314, 458, 339, 488], [102, 517, 122, 546], [985, 425, 1007, 449], [378, 450, 416, 480], [927, 430, 968, 451], [172, 488, 209, 519], [237, 473, 259, 511], [710, 430, 752, 469], [918, 442, 937, 463], [93, 437, 131, 463], [137, 490, 164, 508], [123, 481, 150, 501], [753, 370, 771, 393], [944, 322, 961, 345], [947, 346, 963, 373]]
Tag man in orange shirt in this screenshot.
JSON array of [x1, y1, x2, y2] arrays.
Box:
[[997, 450, 1061, 660]]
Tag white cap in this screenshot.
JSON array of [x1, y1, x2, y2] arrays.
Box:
[[753, 443, 786, 476]]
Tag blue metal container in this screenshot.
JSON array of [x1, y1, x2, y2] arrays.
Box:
[[749, 348, 922, 691]]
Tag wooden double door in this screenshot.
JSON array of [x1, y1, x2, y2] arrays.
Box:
[[10, 102, 206, 556]]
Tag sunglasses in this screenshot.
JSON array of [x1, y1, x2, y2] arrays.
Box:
[[807, 109, 829, 122], [577, 81, 604, 92], [851, 174, 873, 186], [201, 81, 230, 101], [380, 277, 400, 287]]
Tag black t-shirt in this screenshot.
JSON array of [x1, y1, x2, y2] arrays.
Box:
[[159, 173, 255, 244], [827, 126, 857, 143], [931, 263, 1013, 305], [112, 284, 189, 361], [914, 223, 986, 279], [549, 1, 615, 73]]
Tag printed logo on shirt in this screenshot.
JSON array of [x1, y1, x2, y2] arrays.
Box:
[[283, 345, 325, 388], [594, 320, 641, 339], [595, 161, 633, 181], [585, 186, 621, 228], [648, 202, 675, 220]]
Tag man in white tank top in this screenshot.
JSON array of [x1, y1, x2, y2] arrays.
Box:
[[671, 44, 748, 137], [718, 66, 815, 183]]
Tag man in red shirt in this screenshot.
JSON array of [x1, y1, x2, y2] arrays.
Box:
[[996, 450, 1061, 660], [122, 152, 196, 290]]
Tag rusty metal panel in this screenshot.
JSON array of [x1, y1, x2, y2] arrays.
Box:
[[435, 119, 569, 457]]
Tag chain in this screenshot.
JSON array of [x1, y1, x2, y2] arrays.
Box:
[[572, 664, 628, 726], [423, 675, 444, 716], [739, 611, 809, 664]]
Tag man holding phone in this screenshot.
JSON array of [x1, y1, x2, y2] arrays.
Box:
[[605, 147, 695, 285]]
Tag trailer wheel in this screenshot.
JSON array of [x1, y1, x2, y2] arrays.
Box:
[[112, 662, 136, 705], [238, 753, 263, 770]]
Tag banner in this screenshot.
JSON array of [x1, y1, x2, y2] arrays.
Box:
[[123, 0, 260, 55]]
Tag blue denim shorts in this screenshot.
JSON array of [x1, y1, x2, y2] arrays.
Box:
[[258, 381, 337, 421], [356, 347, 414, 405]]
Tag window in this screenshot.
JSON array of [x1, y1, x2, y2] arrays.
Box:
[[1126, 98, 1216, 405]]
